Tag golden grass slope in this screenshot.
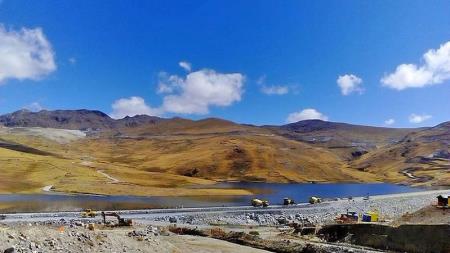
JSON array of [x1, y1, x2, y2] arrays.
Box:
[[350, 127, 450, 187], [0, 118, 448, 197], [0, 124, 375, 196]]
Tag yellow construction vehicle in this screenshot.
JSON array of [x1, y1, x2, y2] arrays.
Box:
[[81, 209, 97, 218], [251, 198, 269, 207], [309, 196, 322, 204], [283, 198, 295, 205]]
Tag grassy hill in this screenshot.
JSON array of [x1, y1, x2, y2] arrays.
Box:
[[350, 122, 450, 187], [0, 109, 448, 196]]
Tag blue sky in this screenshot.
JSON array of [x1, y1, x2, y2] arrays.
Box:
[[0, 1, 449, 127]]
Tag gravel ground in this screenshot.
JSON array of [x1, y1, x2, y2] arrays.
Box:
[[2, 190, 448, 226], [1, 190, 448, 253], [143, 190, 450, 226], [0, 221, 269, 253]]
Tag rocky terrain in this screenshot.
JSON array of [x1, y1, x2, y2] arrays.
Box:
[[0, 222, 271, 253], [1, 190, 448, 253]]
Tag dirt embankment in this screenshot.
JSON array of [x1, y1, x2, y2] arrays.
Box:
[[318, 223, 450, 253]]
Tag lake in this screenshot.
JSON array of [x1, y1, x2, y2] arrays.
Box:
[[0, 183, 423, 213]]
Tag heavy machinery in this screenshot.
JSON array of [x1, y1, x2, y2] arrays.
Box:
[[81, 209, 97, 218], [362, 211, 379, 222], [335, 210, 359, 223], [283, 197, 295, 205], [101, 211, 133, 227], [251, 198, 269, 207], [309, 196, 322, 204]]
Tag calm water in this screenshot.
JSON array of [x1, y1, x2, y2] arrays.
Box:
[[0, 183, 423, 213]]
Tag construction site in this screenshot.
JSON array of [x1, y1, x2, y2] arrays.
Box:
[[0, 189, 448, 253]]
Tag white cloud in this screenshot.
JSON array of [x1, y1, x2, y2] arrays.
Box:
[[179, 61, 192, 72], [0, 25, 56, 84], [261, 85, 289, 95], [24, 102, 44, 112], [337, 74, 363, 95], [382, 41, 450, 90], [110, 96, 162, 119], [286, 108, 328, 123], [257, 75, 293, 95], [161, 69, 245, 114], [408, 113, 432, 124], [157, 71, 184, 94], [384, 118, 395, 125]]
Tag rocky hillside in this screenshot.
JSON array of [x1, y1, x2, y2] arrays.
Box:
[[265, 120, 417, 159], [351, 121, 450, 186], [0, 109, 116, 130]]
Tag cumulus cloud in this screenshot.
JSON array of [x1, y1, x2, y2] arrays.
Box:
[[408, 113, 432, 124], [179, 61, 192, 72], [286, 108, 328, 123], [261, 85, 289, 95], [116, 64, 244, 117], [384, 118, 395, 125], [110, 96, 162, 119], [382, 41, 450, 90], [161, 69, 245, 114], [337, 74, 364, 95], [157, 71, 184, 94], [0, 25, 56, 84]]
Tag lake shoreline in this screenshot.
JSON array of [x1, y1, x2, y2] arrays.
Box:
[[0, 183, 445, 213]]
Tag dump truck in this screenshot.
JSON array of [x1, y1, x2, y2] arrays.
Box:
[[283, 198, 295, 205], [251, 198, 269, 207], [309, 196, 322, 204], [81, 209, 97, 218]]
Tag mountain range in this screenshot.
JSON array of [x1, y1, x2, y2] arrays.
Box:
[[0, 109, 448, 196]]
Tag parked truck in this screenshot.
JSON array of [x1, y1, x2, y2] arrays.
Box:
[[251, 198, 269, 207]]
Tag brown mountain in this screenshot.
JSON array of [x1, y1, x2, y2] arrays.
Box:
[[0, 109, 116, 130], [0, 109, 448, 196], [350, 121, 450, 186], [265, 120, 419, 160]]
